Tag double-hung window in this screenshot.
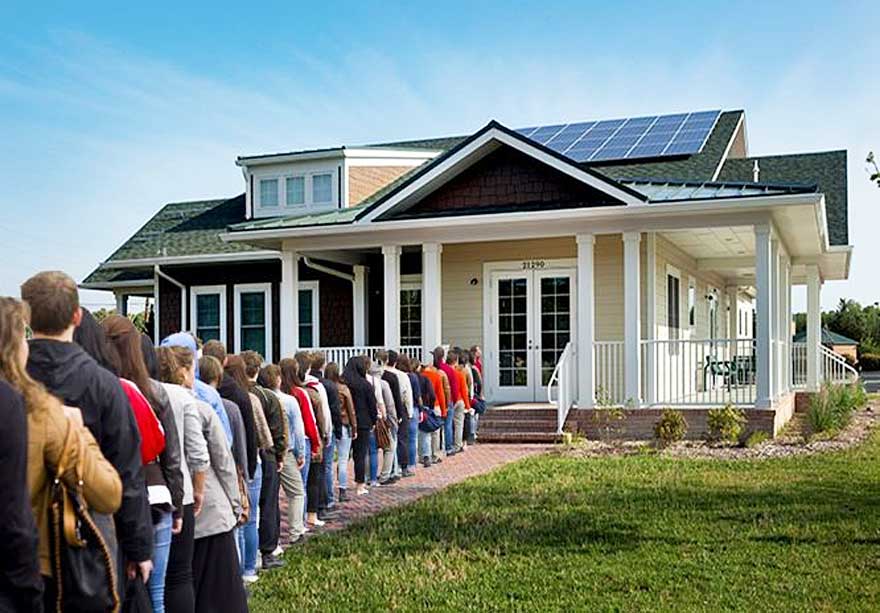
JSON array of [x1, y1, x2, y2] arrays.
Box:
[[190, 286, 227, 345], [666, 271, 681, 341], [234, 283, 272, 362], [687, 278, 696, 329], [312, 173, 332, 204], [286, 176, 305, 206], [259, 179, 279, 208], [298, 281, 319, 348], [400, 280, 422, 347]]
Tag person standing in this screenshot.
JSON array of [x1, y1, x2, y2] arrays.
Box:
[[433, 346, 457, 456], [369, 357, 398, 485], [309, 353, 342, 511], [448, 349, 471, 453], [422, 354, 450, 464], [22, 272, 153, 590], [397, 355, 421, 474], [342, 356, 377, 497], [385, 350, 414, 477], [325, 362, 355, 502]]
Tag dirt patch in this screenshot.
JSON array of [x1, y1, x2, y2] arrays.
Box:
[[556, 405, 878, 461]]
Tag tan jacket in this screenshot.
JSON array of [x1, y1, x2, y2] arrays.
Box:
[[28, 402, 122, 575], [249, 391, 274, 451], [337, 382, 357, 431]]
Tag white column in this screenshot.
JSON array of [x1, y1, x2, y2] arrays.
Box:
[[779, 257, 790, 393], [280, 250, 299, 357], [115, 292, 127, 316], [382, 245, 401, 349], [755, 226, 772, 408], [644, 232, 657, 405], [770, 238, 780, 398], [623, 231, 641, 404], [352, 265, 367, 346], [576, 234, 595, 408], [726, 286, 738, 341], [806, 265, 822, 391], [421, 243, 443, 357]]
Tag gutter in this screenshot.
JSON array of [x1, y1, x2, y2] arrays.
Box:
[[301, 256, 354, 282]]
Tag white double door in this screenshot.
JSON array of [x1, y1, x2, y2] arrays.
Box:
[[486, 263, 576, 403]]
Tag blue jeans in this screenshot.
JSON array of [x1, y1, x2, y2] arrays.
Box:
[[408, 412, 419, 469], [336, 426, 353, 490], [147, 510, 173, 613], [417, 428, 432, 461], [300, 439, 311, 521], [322, 435, 336, 506], [444, 406, 455, 452], [368, 430, 379, 484], [238, 461, 262, 576]]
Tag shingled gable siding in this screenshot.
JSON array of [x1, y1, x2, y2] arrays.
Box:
[[348, 166, 414, 207], [299, 267, 354, 347], [159, 277, 183, 340], [400, 146, 623, 216]]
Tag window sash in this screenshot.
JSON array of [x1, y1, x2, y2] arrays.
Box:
[[286, 176, 305, 206], [259, 179, 279, 207], [312, 173, 332, 203]]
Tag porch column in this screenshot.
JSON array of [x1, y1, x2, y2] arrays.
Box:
[[352, 265, 367, 346], [726, 286, 738, 340], [279, 250, 299, 358], [806, 264, 822, 391], [382, 245, 401, 349], [644, 232, 657, 405], [779, 256, 790, 392], [421, 243, 443, 357], [114, 292, 128, 317], [576, 234, 595, 408], [770, 238, 780, 398], [755, 225, 773, 408], [623, 231, 641, 404]]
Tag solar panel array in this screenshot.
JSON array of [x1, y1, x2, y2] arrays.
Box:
[[516, 110, 721, 163]]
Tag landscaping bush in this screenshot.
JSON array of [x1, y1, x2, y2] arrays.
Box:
[[592, 406, 626, 441], [808, 381, 868, 434], [653, 408, 687, 446], [706, 404, 747, 443], [744, 430, 770, 448], [857, 352, 880, 371]]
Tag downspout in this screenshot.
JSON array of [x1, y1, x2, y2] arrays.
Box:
[[154, 264, 188, 333], [301, 256, 355, 282]]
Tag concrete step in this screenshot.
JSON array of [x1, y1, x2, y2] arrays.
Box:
[[478, 419, 558, 433], [477, 431, 563, 444]]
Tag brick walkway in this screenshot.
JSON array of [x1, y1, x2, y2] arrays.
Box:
[[278, 443, 549, 542]]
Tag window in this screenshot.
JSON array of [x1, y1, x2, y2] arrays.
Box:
[[687, 279, 696, 328], [190, 286, 227, 345], [234, 283, 272, 362], [400, 284, 422, 347], [298, 281, 319, 348], [666, 273, 680, 340], [708, 289, 718, 339], [286, 176, 305, 206], [312, 173, 332, 203], [259, 179, 278, 207]]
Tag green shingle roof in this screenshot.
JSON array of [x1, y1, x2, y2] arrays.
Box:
[[716, 150, 848, 245], [81, 267, 154, 287], [793, 327, 858, 345]]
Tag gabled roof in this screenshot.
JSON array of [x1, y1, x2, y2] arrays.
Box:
[[624, 178, 818, 202], [792, 327, 859, 346]]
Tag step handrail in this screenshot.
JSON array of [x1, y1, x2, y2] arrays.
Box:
[[547, 342, 574, 434]]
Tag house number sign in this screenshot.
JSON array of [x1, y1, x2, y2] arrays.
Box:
[[521, 260, 546, 270]]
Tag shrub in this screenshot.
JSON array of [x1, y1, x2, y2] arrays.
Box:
[[744, 431, 770, 448], [858, 352, 880, 371], [707, 404, 747, 443], [592, 406, 626, 441], [654, 408, 687, 446], [808, 381, 868, 434]]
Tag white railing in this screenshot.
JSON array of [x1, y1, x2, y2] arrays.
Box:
[[792, 342, 807, 388], [594, 341, 625, 405], [304, 345, 422, 367], [820, 344, 859, 384], [641, 338, 756, 406], [547, 342, 574, 433]]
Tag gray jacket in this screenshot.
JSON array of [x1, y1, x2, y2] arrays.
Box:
[[162, 383, 209, 506], [193, 399, 241, 539], [222, 398, 249, 475]]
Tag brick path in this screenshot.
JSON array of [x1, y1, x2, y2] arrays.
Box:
[[278, 443, 549, 542]]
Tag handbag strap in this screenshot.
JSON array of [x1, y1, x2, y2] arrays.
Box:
[[54, 423, 87, 547]]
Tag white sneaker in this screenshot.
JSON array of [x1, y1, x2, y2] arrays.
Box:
[[255, 556, 262, 570], [243, 573, 259, 584], [308, 518, 326, 527], [272, 546, 284, 557], [357, 487, 369, 496]]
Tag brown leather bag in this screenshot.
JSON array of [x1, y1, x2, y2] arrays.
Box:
[[374, 417, 391, 450]]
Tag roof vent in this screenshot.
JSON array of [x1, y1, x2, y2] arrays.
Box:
[[752, 160, 760, 183]]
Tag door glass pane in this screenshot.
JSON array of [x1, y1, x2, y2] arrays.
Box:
[[239, 292, 266, 355], [400, 288, 421, 346], [196, 294, 221, 342], [298, 289, 313, 348], [498, 277, 528, 388], [539, 276, 571, 386]]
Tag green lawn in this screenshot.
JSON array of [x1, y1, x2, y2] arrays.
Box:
[[249, 432, 880, 612]]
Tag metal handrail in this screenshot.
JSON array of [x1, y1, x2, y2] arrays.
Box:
[[547, 342, 574, 433]]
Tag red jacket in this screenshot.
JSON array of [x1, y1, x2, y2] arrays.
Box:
[[120, 379, 165, 465], [289, 386, 321, 451]]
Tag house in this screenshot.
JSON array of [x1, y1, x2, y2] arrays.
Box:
[[793, 327, 859, 363], [83, 109, 855, 438]]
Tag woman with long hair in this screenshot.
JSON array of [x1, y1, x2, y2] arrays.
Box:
[[102, 315, 184, 613], [0, 297, 122, 610], [325, 362, 356, 502], [342, 356, 377, 497], [72, 308, 119, 375], [156, 346, 246, 613]]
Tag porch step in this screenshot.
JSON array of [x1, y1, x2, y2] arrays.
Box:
[[476, 431, 563, 444], [477, 405, 561, 443]]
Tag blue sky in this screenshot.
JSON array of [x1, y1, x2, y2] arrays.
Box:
[[1, 0, 877, 311]]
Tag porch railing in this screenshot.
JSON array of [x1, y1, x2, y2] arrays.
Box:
[[302, 345, 422, 367], [594, 341, 625, 405], [546, 342, 574, 433], [641, 338, 757, 406], [792, 341, 858, 388], [792, 342, 808, 387]]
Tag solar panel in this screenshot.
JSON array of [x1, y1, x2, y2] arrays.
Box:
[[517, 110, 720, 163]]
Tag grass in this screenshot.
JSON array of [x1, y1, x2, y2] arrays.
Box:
[[249, 431, 880, 612]]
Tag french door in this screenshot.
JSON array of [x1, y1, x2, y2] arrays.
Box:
[[488, 266, 575, 403]]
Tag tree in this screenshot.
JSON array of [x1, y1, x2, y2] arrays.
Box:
[[869, 152, 880, 188]]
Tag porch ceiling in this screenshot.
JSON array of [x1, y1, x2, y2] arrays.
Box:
[[660, 226, 754, 260]]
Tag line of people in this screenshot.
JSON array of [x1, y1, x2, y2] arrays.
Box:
[[0, 270, 486, 612]]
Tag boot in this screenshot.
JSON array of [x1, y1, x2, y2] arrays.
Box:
[[338, 488, 348, 503]]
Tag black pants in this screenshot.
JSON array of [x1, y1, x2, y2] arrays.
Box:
[[258, 452, 280, 555], [165, 503, 195, 613], [306, 458, 324, 513], [397, 415, 409, 468], [192, 530, 247, 613], [353, 428, 371, 484]]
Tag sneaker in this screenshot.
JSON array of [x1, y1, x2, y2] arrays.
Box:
[[357, 487, 369, 496], [318, 509, 339, 521], [370, 481, 380, 487], [242, 573, 259, 584], [378, 477, 392, 485], [338, 488, 348, 503], [308, 518, 326, 528], [402, 468, 415, 477], [432, 456, 442, 464], [421, 457, 431, 468], [288, 533, 304, 544], [272, 546, 284, 557], [255, 555, 262, 571], [262, 554, 285, 570]]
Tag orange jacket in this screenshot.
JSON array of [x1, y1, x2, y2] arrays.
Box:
[[453, 366, 471, 409], [421, 368, 447, 417]]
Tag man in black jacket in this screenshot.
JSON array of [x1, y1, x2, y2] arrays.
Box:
[[202, 340, 258, 480], [22, 271, 153, 583], [0, 380, 42, 611], [309, 352, 342, 510], [376, 350, 406, 481]]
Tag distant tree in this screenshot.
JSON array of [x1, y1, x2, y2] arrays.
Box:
[[796, 299, 880, 356], [93, 307, 115, 323], [869, 152, 880, 188]]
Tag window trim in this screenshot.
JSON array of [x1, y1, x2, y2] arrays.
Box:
[[298, 280, 320, 348], [400, 276, 422, 347], [190, 285, 227, 346], [233, 283, 273, 362], [687, 276, 697, 330], [285, 175, 306, 206], [311, 172, 333, 204], [665, 265, 681, 340], [254, 170, 337, 214], [258, 177, 280, 208]]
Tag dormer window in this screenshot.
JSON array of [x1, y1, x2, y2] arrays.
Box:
[[259, 179, 279, 207], [313, 173, 332, 203], [286, 176, 305, 206]]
